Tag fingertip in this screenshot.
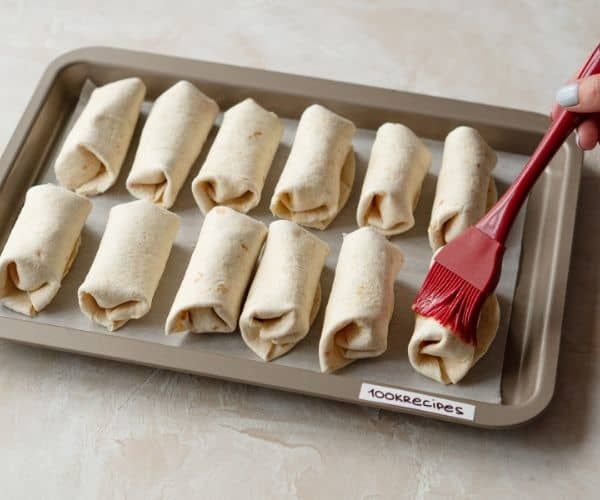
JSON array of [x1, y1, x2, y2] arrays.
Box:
[[576, 118, 599, 150], [566, 75, 600, 113]]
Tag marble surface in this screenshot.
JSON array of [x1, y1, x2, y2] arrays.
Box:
[[0, 1, 599, 499]]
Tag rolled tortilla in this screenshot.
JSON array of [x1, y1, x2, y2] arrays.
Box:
[[408, 294, 500, 384], [55, 77, 146, 196], [78, 200, 180, 331], [270, 104, 356, 230], [0, 184, 91, 316], [127, 81, 219, 208], [410, 160, 500, 385], [165, 206, 267, 335], [428, 126, 497, 250], [319, 227, 404, 373], [192, 98, 283, 214], [240, 220, 329, 361], [357, 123, 431, 235]]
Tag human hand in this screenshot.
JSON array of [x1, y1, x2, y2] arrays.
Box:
[[553, 74, 600, 150]]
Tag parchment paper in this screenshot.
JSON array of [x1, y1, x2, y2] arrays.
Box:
[[0, 81, 528, 404]]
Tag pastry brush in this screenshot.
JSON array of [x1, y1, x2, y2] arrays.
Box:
[[413, 42, 600, 344]]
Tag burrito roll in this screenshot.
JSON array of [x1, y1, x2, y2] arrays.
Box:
[[357, 123, 431, 235], [165, 206, 267, 335], [0, 184, 91, 316], [55, 77, 146, 196], [409, 153, 500, 385], [428, 126, 497, 251], [319, 227, 404, 373], [127, 81, 219, 208], [240, 220, 329, 361], [78, 200, 179, 331], [408, 294, 500, 384], [192, 98, 283, 214], [270, 104, 356, 229]]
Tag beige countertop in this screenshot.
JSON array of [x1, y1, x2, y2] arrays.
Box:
[[0, 2, 598, 499]]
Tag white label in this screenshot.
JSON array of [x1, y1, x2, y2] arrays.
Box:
[[359, 383, 476, 421]]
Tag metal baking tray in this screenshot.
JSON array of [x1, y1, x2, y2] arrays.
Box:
[[0, 47, 581, 428]]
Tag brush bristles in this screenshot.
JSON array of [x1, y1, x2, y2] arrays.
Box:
[[412, 262, 487, 345]]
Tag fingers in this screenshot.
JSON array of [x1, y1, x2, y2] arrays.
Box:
[[551, 57, 600, 148], [552, 109, 599, 150], [556, 74, 600, 113], [576, 117, 599, 150]]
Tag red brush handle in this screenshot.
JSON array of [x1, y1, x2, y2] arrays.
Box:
[[477, 43, 600, 243]]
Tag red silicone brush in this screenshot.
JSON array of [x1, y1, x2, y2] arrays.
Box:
[[413, 43, 600, 345]]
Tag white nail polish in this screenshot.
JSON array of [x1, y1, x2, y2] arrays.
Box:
[[556, 83, 579, 107]]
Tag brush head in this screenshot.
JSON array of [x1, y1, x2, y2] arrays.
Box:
[[412, 227, 505, 345]]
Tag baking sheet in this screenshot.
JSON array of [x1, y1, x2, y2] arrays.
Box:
[[0, 80, 528, 404]]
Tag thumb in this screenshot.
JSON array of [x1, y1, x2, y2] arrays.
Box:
[[556, 74, 600, 113]]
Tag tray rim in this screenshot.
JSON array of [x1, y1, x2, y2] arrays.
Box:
[[0, 46, 582, 429]]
